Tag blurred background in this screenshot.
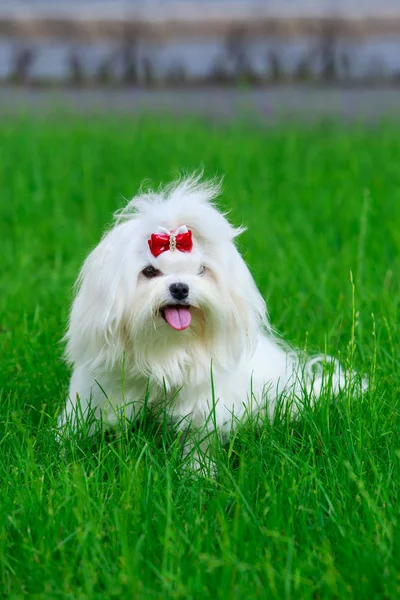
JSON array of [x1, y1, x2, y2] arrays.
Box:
[[2, 0, 400, 119], [2, 0, 400, 85]]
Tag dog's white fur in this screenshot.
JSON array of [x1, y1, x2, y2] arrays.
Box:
[[59, 176, 360, 469]]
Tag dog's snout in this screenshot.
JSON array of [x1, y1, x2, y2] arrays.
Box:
[[169, 282, 189, 301]]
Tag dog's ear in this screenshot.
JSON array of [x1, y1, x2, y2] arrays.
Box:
[[229, 246, 268, 348], [65, 226, 133, 369], [205, 242, 268, 369]]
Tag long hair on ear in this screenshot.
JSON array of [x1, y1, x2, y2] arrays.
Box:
[[202, 239, 269, 370], [65, 221, 139, 371]]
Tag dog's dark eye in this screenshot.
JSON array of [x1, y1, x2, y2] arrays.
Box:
[[198, 265, 206, 276], [142, 265, 162, 278]]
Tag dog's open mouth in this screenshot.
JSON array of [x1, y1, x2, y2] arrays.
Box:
[[161, 305, 192, 331]]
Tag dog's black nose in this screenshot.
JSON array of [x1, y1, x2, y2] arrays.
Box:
[[169, 282, 189, 301]]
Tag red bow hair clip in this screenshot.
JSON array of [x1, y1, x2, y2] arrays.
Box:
[[148, 226, 193, 257]]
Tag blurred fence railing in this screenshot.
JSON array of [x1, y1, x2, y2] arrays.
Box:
[[1, 1, 400, 40]]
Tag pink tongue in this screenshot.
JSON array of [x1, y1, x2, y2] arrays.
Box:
[[164, 306, 192, 331]]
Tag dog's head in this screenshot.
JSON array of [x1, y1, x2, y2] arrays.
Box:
[[66, 176, 268, 387]]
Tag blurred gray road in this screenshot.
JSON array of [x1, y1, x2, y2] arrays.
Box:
[[2, 86, 400, 122]]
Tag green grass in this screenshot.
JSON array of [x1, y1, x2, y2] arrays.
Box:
[[1, 115, 400, 598]]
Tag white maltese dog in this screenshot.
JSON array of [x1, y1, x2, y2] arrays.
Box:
[[59, 175, 362, 470]]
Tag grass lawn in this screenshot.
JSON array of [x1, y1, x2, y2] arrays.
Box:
[[1, 116, 400, 598]]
